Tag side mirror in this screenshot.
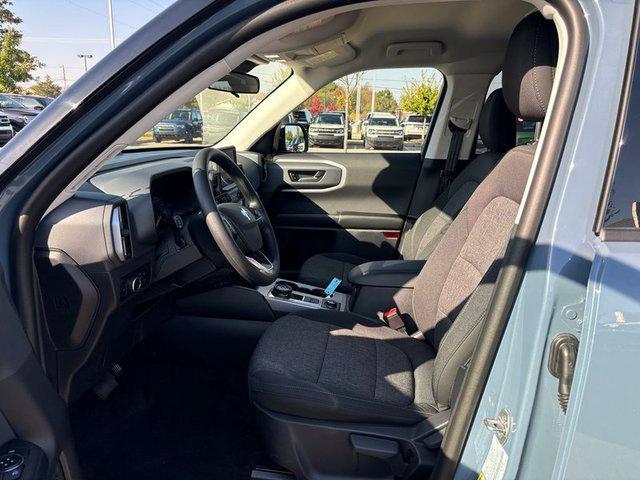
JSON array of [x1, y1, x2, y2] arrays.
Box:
[[280, 123, 308, 153]]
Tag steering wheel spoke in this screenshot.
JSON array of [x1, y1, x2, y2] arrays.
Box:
[[246, 250, 274, 274]]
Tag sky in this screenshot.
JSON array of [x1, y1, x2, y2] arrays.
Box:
[[16, 0, 176, 85], [14, 0, 442, 97]]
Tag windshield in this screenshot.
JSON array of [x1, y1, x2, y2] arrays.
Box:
[[0, 95, 26, 109], [370, 117, 398, 126], [167, 111, 192, 121], [131, 61, 291, 148], [406, 115, 425, 123], [293, 111, 307, 121], [314, 114, 343, 125], [16, 96, 41, 109]]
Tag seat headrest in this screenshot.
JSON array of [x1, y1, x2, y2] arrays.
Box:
[[478, 89, 516, 153], [503, 12, 559, 121]]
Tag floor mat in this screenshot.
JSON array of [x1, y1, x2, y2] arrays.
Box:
[[70, 353, 271, 480]]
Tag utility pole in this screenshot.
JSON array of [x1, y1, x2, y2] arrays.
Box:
[[78, 54, 93, 73], [60, 65, 67, 90], [370, 71, 377, 113], [355, 75, 361, 137], [107, 0, 116, 50]]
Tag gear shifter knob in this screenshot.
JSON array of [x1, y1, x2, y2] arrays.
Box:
[[272, 281, 293, 299]]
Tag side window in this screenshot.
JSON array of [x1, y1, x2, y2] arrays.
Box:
[[475, 73, 537, 155], [285, 68, 444, 153], [599, 31, 640, 232]]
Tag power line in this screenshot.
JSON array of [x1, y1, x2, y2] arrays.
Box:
[[62, 0, 137, 30]]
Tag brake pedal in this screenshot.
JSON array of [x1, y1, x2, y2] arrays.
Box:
[[93, 372, 119, 400]]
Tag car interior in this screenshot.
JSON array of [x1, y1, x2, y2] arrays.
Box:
[[28, 1, 562, 479]]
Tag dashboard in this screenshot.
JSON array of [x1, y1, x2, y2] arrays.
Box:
[[34, 147, 264, 403]]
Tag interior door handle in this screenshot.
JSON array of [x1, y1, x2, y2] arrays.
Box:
[[288, 170, 326, 182]]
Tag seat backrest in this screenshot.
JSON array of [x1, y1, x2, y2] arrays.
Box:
[[411, 12, 558, 410], [401, 89, 516, 261]]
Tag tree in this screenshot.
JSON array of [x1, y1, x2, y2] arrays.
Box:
[[0, 0, 20, 34], [27, 75, 61, 97], [374, 88, 397, 114], [335, 72, 362, 151], [399, 70, 441, 116], [305, 96, 324, 116], [0, 2, 41, 92]]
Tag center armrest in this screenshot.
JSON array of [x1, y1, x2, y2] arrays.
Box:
[[348, 260, 426, 288]]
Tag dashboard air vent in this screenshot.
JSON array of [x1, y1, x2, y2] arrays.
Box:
[[111, 203, 132, 261]]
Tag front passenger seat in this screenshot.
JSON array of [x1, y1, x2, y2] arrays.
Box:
[[248, 12, 557, 479], [298, 88, 516, 291]]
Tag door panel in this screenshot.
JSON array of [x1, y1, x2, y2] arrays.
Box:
[[262, 152, 423, 274]]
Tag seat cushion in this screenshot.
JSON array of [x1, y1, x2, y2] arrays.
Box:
[[298, 252, 368, 291], [248, 310, 438, 425]]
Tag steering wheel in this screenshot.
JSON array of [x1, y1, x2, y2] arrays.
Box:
[[192, 147, 280, 285]]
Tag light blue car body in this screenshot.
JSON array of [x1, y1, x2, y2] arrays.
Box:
[[458, 1, 640, 478]]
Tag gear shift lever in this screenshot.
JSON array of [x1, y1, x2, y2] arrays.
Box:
[[272, 281, 293, 299]]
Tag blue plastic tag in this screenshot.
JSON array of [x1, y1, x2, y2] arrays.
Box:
[[324, 277, 342, 296]]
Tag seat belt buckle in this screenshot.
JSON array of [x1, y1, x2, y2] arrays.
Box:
[[383, 307, 405, 331]]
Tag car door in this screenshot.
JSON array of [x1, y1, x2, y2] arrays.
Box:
[[262, 150, 424, 274], [456, 3, 635, 478], [260, 68, 445, 275], [0, 269, 72, 479]]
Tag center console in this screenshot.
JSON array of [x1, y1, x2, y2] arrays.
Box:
[[258, 279, 349, 314]]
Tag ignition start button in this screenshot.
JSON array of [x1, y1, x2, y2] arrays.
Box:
[[0, 453, 23, 472]]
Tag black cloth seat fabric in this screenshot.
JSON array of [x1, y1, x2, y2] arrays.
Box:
[[298, 89, 516, 291], [248, 309, 438, 425], [250, 12, 557, 430], [296, 252, 368, 291]]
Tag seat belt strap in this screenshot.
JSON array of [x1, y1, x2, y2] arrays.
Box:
[[439, 119, 468, 193]]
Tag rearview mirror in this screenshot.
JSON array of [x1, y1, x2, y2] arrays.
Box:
[[209, 72, 260, 95]]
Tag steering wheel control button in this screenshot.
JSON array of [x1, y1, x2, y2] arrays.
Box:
[[323, 299, 339, 310], [0, 453, 24, 473], [272, 282, 293, 299]]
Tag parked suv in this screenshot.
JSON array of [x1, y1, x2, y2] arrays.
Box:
[[402, 113, 430, 140], [0, 113, 13, 146], [308, 112, 346, 147], [6, 93, 54, 111], [0, 93, 39, 132], [363, 112, 404, 150], [152, 108, 203, 143], [290, 109, 312, 131]]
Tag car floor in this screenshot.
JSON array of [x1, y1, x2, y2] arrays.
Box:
[[69, 338, 272, 480]]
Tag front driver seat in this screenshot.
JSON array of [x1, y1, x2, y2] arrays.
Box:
[[249, 13, 557, 479]]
